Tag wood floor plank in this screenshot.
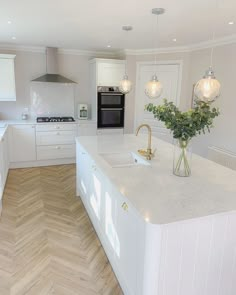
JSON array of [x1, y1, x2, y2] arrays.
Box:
[[0, 164, 123, 295]]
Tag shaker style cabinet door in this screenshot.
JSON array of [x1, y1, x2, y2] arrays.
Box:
[[113, 191, 139, 295], [76, 146, 92, 205], [97, 62, 125, 87], [9, 125, 36, 162]]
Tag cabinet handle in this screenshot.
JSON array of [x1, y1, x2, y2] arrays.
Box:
[[55, 126, 60, 129], [56, 132, 60, 135], [56, 146, 61, 149], [31, 125, 35, 128], [121, 202, 128, 211]]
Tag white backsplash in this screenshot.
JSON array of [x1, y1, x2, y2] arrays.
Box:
[[30, 82, 75, 118]]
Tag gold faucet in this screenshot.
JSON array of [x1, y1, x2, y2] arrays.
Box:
[[135, 124, 155, 160]]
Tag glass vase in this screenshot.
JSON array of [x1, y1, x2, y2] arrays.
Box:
[[173, 139, 192, 177]]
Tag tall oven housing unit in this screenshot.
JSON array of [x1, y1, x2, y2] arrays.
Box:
[[97, 86, 125, 129]]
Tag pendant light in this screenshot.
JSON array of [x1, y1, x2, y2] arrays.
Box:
[[194, 13, 221, 103], [119, 25, 133, 94], [145, 8, 165, 99]]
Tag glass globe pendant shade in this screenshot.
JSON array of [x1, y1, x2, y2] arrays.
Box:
[[194, 67, 221, 103], [145, 74, 163, 99], [119, 74, 132, 94]]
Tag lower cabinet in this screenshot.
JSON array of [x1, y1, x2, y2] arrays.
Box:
[[76, 142, 144, 295], [36, 123, 76, 160], [0, 129, 10, 214], [37, 144, 75, 160], [9, 124, 36, 162]]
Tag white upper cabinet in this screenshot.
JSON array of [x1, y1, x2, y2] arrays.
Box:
[[9, 125, 36, 162], [90, 58, 125, 87], [97, 61, 125, 86], [0, 54, 16, 101]]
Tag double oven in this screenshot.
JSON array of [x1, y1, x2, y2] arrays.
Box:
[[97, 86, 125, 129]]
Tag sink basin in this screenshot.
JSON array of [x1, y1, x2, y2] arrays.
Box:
[[100, 152, 150, 168]]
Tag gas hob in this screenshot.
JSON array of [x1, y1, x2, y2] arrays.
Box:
[[37, 116, 75, 123]]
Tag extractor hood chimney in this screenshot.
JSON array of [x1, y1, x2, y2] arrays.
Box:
[[31, 47, 76, 83]]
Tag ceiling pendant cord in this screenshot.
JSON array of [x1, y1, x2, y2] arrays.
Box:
[[45, 47, 48, 73], [210, 31, 215, 69], [119, 25, 133, 94], [193, 0, 221, 103], [145, 8, 165, 99], [154, 13, 159, 77]]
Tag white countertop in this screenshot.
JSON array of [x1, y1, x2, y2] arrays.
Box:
[[76, 134, 236, 225], [0, 119, 95, 126]]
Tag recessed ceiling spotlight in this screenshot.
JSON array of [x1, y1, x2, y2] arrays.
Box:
[[12, 36, 16, 40], [172, 38, 177, 42], [228, 21, 234, 25], [107, 45, 111, 48], [7, 20, 12, 24]]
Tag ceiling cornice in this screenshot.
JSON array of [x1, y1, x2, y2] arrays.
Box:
[[0, 34, 235, 56], [123, 34, 236, 55], [0, 44, 45, 53], [57, 48, 118, 58]]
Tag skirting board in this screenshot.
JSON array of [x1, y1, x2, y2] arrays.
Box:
[[9, 158, 76, 169]]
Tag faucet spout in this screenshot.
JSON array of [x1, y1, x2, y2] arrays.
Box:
[[135, 124, 154, 160]]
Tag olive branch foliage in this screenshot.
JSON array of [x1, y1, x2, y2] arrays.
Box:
[[145, 99, 220, 141]]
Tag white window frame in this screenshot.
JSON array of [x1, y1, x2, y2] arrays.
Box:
[[0, 54, 16, 101]]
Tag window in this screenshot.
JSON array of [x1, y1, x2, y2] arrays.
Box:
[[0, 54, 16, 101]]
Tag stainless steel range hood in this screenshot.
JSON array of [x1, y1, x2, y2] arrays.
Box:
[[32, 47, 76, 83]]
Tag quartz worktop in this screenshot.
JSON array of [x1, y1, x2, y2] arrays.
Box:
[[76, 134, 236, 224]]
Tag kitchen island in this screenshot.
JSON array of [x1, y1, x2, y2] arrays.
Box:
[[76, 134, 236, 295]]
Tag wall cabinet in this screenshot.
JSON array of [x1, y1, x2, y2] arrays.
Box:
[[97, 61, 125, 87], [9, 124, 36, 162], [36, 123, 76, 160]]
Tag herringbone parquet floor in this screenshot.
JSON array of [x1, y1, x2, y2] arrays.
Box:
[[0, 164, 123, 295]]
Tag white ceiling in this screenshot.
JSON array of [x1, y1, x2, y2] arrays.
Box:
[[0, 0, 236, 52]]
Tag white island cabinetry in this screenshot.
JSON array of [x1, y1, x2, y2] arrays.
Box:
[[76, 142, 145, 295], [76, 135, 236, 295]]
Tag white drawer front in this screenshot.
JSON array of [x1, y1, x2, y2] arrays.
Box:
[[37, 144, 75, 160], [36, 123, 77, 132], [36, 130, 76, 145]]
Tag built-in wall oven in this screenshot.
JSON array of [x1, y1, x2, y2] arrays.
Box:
[[97, 86, 125, 128]]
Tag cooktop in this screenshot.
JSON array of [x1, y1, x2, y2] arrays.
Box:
[[37, 116, 75, 123]]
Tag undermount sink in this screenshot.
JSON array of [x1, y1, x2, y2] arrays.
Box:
[[100, 151, 151, 168]]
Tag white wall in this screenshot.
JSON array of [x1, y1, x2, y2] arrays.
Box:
[[188, 43, 236, 156], [0, 49, 113, 120], [0, 45, 235, 158]]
